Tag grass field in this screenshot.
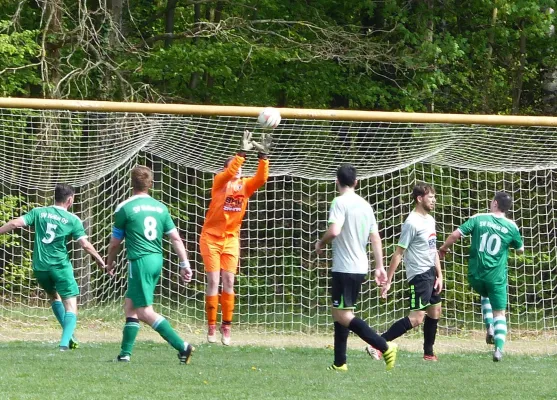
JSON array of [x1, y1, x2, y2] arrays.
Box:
[[1, 341, 556, 400]]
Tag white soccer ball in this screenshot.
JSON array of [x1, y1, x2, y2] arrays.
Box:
[[257, 107, 281, 129]]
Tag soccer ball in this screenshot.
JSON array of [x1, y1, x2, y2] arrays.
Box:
[[257, 107, 281, 129]]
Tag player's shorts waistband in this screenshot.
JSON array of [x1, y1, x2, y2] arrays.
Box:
[[128, 252, 163, 262], [201, 231, 239, 239]]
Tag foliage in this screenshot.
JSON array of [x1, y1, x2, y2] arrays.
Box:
[[0, 21, 40, 96], [0, 0, 554, 113], [0, 195, 37, 295]]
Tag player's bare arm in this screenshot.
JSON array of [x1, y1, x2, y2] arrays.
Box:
[[77, 237, 106, 272], [0, 217, 26, 234], [315, 222, 341, 255], [434, 251, 443, 294], [369, 231, 387, 285], [167, 230, 193, 284], [381, 246, 405, 298], [105, 236, 123, 276], [438, 229, 463, 259]]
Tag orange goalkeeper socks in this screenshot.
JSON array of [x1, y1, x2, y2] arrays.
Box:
[[220, 291, 235, 324], [205, 295, 219, 326]]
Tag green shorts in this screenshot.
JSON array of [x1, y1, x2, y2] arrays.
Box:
[[126, 254, 163, 308], [33, 265, 79, 300], [468, 276, 507, 311]]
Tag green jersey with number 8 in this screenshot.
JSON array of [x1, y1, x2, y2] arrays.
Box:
[[22, 206, 87, 271], [112, 194, 177, 261], [458, 213, 524, 284]]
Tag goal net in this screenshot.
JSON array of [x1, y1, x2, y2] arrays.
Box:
[[0, 104, 556, 352]]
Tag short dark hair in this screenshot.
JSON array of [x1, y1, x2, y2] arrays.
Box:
[[412, 182, 435, 203], [494, 192, 512, 212], [131, 165, 153, 192], [336, 164, 357, 188], [54, 184, 75, 203]]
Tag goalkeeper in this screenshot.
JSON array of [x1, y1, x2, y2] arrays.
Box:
[[439, 192, 524, 362], [200, 130, 271, 345], [0, 184, 105, 350]]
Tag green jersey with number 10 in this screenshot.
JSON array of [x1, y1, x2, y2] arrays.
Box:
[[458, 213, 524, 284], [113, 194, 177, 261], [22, 206, 87, 271]]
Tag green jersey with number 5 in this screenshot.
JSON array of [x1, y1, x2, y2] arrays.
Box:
[[458, 213, 524, 284], [113, 194, 177, 261], [22, 206, 87, 271]]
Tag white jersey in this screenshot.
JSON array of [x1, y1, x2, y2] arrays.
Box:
[[398, 211, 437, 281], [328, 191, 378, 274]]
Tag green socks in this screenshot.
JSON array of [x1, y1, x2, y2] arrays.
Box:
[[120, 317, 140, 357], [481, 297, 494, 329], [493, 315, 507, 351], [119, 316, 187, 357], [52, 301, 78, 345], [152, 317, 187, 352], [60, 312, 77, 347], [51, 301, 65, 326]]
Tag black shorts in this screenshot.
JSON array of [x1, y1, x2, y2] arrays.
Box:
[[408, 267, 442, 311], [331, 272, 366, 309]]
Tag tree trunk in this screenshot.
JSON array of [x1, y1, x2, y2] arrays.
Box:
[[425, 0, 435, 112], [483, 3, 498, 112], [204, 1, 225, 98], [165, 0, 178, 48], [189, 3, 202, 91], [42, 0, 62, 98], [512, 19, 526, 114], [487, 4, 498, 59], [543, 8, 557, 114], [109, 0, 124, 47]]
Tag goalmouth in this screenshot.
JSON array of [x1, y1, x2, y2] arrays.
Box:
[[0, 97, 555, 354]]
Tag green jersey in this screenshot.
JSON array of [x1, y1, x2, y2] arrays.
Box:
[[22, 206, 87, 271], [458, 213, 524, 284], [112, 194, 177, 261]]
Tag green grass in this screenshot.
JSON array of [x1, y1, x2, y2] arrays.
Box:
[[1, 342, 556, 400]]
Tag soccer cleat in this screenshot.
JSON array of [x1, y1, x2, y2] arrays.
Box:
[[382, 342, 398, 371], [493, 348, 503, 362], [327, 364, 348, 372], [365, 345, 382, 360], [423, 354, 439, 362], [486, 325, 495, 345], [116, 355, 131, 362], [59, 346, 69, 352], [220, 324, 231, 346], [178, 344, 195, 365], [69, 338, 79, 350], [207, 324, 217, 343]]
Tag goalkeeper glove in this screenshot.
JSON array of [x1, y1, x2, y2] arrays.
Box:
[[251, 132, 273, 156], [240, 130, 255, 152]]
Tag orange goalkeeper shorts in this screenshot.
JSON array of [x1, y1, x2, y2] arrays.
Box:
[[200, 233, 240, 274]]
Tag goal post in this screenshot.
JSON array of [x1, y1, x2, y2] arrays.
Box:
[[0, 97, 555, 352]]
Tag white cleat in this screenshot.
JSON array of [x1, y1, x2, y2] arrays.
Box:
[[207, 324, 217, 344], [220, 324, 231, 346], [486, 325, 494, 345], [365, 345, 382, 360], [493, 348, 503, 362]]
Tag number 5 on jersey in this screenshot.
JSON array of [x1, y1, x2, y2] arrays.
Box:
[[42, 223, 57, 244]]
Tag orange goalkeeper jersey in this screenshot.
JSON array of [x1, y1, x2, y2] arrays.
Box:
[[201, 154, 269, 238]]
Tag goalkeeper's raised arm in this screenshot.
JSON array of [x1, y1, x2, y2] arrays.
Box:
[[199, 129, 270, 346]]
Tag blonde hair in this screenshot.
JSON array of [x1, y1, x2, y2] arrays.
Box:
[[131, 165, 153, 192]]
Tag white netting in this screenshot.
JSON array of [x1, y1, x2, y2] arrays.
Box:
[[0, 107, 556, 352]]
